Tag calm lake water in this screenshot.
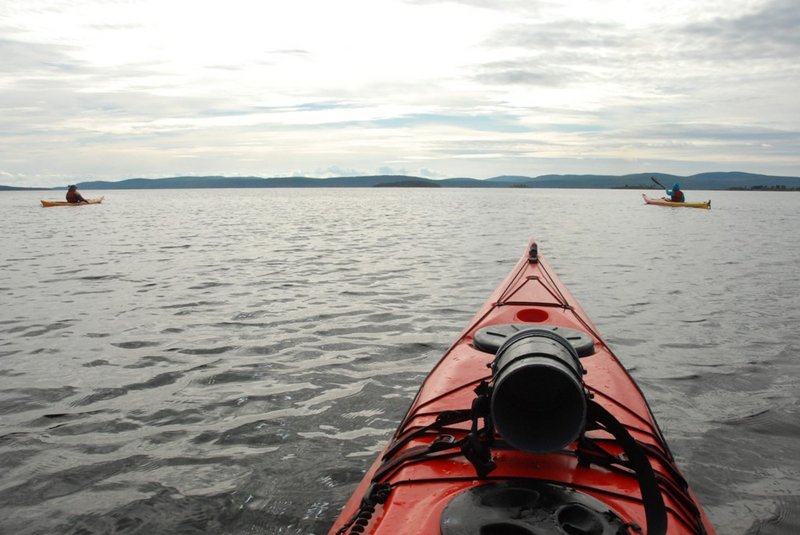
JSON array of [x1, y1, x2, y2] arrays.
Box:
[[1, 188, 798, 535]]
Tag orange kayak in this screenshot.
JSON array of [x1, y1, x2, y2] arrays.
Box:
[[40, 196, 104, 207], [330, 240, 715, 535], [642, 194, 710, 209]]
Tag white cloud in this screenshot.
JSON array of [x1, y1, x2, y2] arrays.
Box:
[[0, 0, 798, 186]]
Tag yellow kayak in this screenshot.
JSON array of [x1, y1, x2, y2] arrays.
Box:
[[41, 196, 104, 208], [642, 194, 710, 209]]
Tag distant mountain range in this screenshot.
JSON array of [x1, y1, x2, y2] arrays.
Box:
[[2, 171, 799, 191]]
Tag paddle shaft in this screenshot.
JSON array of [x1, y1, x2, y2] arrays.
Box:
[[650, 176, 667, 190]]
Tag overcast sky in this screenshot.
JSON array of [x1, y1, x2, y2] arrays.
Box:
[[1, 0, 798, 187]]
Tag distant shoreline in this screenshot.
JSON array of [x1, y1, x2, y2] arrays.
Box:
[[3, 171, 800, 192]]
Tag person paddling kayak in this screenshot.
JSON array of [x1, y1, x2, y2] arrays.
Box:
[[66, 185, 88, 203], [662, 182, 685, 203]]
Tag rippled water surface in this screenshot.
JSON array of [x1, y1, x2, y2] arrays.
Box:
[[1, 188, 798, 534]]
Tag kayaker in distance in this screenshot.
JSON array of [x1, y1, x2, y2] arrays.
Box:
[[662, 182, 685, 202], [66, 185, 88, 204]]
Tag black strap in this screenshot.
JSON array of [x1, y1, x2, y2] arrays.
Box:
[[382, 409, 472, 461], [587, 400, 668, 535], [334, 482, 392, 535], [460, 384, 496, 478], [338, 396, 669, 535], [372, 436, 460, 483]]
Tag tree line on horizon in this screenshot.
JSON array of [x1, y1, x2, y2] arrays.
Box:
[[2, 171, 799, 191]]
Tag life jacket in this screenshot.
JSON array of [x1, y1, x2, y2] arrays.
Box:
[[671, 190, 685, 202], [66, 190, 83, 203]]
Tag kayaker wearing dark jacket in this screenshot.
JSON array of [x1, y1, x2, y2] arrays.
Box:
[[663, 183, 685, 202], [66, 185, 87, 203]]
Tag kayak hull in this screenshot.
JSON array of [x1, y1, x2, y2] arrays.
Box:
[[643, 194, 710, 209], [329, 240, 715, 535], [41, 197, 104, 207]]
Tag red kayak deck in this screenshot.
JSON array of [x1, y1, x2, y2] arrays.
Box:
[[330, 240, 715, 535]]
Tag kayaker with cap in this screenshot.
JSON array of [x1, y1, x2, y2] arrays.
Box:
[[66, 185, 88, 204], [663, 182, 685, 203]]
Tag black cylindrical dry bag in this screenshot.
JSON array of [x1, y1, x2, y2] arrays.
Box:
[[491, 328, 587, 453]]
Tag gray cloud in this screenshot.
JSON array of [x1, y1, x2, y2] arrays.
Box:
[[681, 0, 800, 60], [403, 0, 548, 11], [475, 21, 650, 89], [477, 1, 799, 83], [473, 59, 585, 87], [0, 38, 83, 74]]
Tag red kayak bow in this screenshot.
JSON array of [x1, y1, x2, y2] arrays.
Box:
[[330, 240, 715, 535]]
